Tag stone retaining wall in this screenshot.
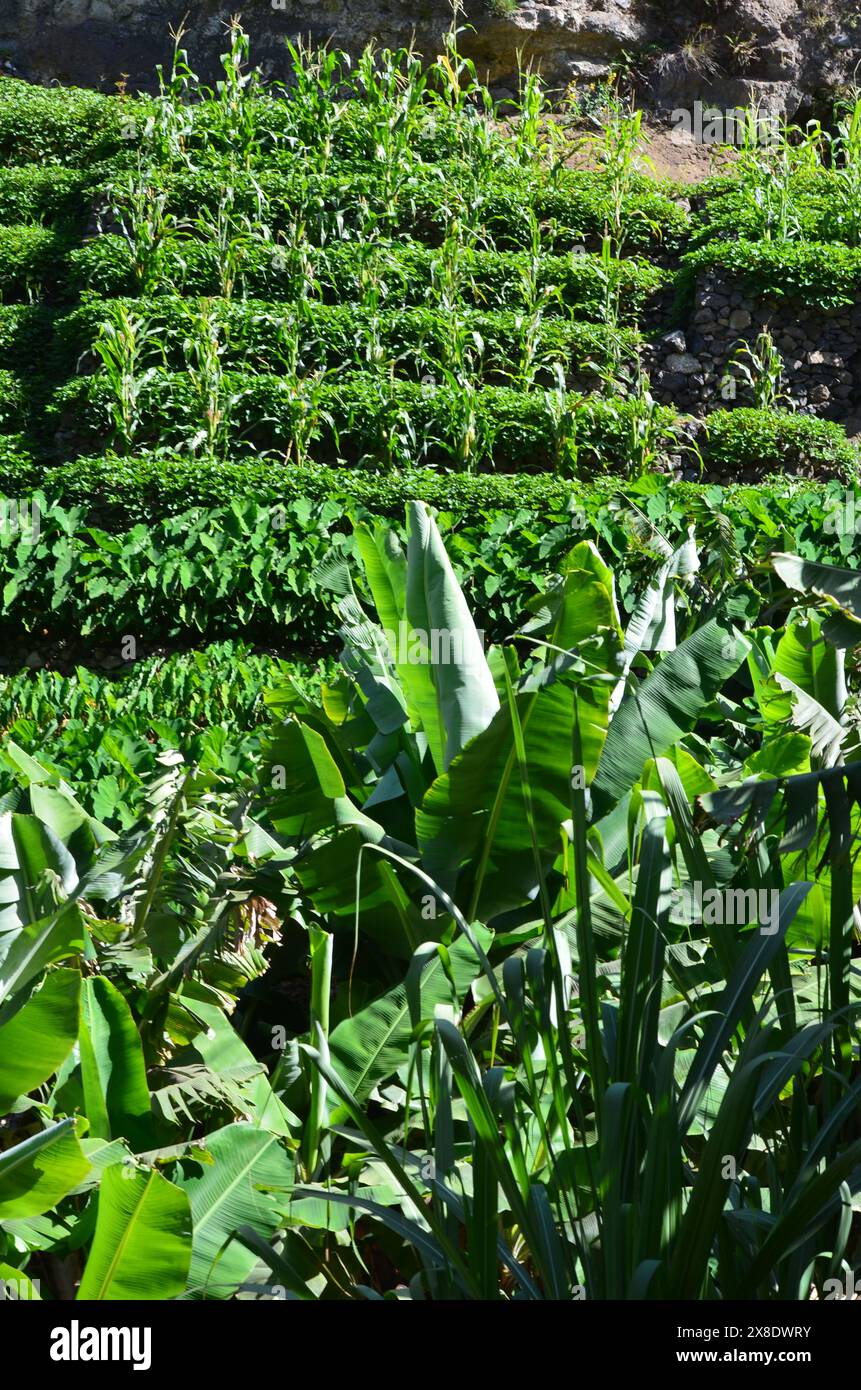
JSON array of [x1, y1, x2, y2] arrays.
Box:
[[648, 268, 861, 430]]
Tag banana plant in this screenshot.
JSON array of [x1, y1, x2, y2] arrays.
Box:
[[265, 507, 861, 1299]]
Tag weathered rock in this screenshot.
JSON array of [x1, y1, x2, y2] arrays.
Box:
[[1, 0, 858, 114], [666, 352, 702, 374], [660, 329, 688, 353]]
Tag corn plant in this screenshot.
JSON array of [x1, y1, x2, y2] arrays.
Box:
[[179, 298, 235, 458], [428, 226, 474, 317], [92, 304, 161, 452], [111, 172, 187, 296], [627, 369, 673, 474], [212, 18, 264, 167], [192, 182, 268, 301], [285, 370, 334, 468], [510, 62, 565, 171], [542, 362, 584, 472], [282, 39, 348, 170], [577, 86, 655, 256], [730, 329, 793, 412], [826, 97, 861, 246], [733, 104, 825, 241], [354, 42, 428, 204], [143, 18, 198, 167], [429, 7, 495, 167], [510, 211, 560, 386]]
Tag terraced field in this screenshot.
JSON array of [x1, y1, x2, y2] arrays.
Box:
[[3, 24, 861, 1307]]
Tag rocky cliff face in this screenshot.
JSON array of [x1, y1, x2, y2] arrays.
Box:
[[1, 0, 859, 115]]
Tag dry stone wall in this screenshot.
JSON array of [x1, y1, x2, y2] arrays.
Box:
[[649, 270, 861, 429]]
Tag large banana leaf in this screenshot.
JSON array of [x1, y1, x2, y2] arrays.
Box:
[[78, 1165, 192, 1300], [183, 992, 299, 1138], [416, 673, 590, 921], [356, 503, 499, 773], [0, 1119, 90, 1221], [0, 968, 81, 1113], [79, 976, 154, 1150], [591, 618, 750, 821], [0, 903, 86, 1007], [0, 811, 78, 933], [178, 1123, 295, 1299], [773, 551, 861, 642], [328, 927, 492, 1099]]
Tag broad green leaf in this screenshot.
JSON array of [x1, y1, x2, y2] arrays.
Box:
[[79, 976, 153, 1150], [329, 927, 492, 1099], [183, 994, 298, 1138], [178, 1124, 294, 1299], [402, 502, 500, 772], [592, 618, 750, 820], [772, 552, 861, 641], [78, 1165, 191, 1300], [0, 903, 86, 1006], [0, 969, 81, 1114], [0, 1119, 90, 1220]]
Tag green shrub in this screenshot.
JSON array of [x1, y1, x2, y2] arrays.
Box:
[[703, 408, 857, 480], [0, 304, 54, 375], [682, 238, 861, 310], [0, 225, 65, 300], [0, 166, 90, 227], [68, 237, 664, 320], [48, 370, 681, 473], [48, 297, 639, 383], [2, 477, 860, 648], [0, 371, 28, 431], [0, 77, 129, 164], [111, 162, 687, 254]]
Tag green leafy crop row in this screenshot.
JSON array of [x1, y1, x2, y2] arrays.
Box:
[[67, 235, 662, 318], [46, 369, 681, 473], [2, 473, 860, 650], [0, 298, 640, 387], [0, 642, 315, 828]]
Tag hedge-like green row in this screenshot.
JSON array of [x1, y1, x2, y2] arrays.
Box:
[[0, 449, 853, 532], [0, 221, 658, 318], [681, 238, 861, 310], [48, 369, 855, 477], [100, 162, 687, 254], [0, 77, 466, 168], [692, 170, 861, 248], [1, 406, 854, 538], [0, 166, 95, 228], [68, 236, 664, 319], [35, 298, 638, 384], [702, 408, 857, 480], [48, 369, 681, 472], [2, 478, 859, 648], [0, 77, 132, 165], [0, 454, 592, 524], [0, 148, 686, 253], [0, 225, 65, 299]]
